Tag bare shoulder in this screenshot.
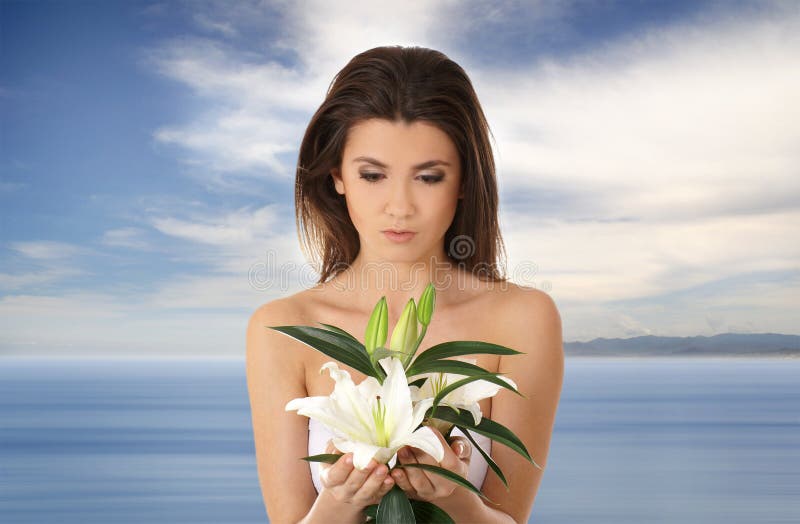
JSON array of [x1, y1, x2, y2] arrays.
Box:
[[244, 295, 316, 375], [488, 281, 562, 333], [507, 283, 560, 323], [489, 282, 563, 372], [248, 292, 306, 328]]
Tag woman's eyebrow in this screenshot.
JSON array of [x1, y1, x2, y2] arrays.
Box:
[[352, 156, 451, 170]]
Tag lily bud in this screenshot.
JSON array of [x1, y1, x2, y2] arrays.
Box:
[[390, 298, 418, 358], [364, 296, 388, 356], [417, 283, 436, 327]]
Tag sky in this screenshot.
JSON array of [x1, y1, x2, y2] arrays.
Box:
[[1, 0, 798, 357]]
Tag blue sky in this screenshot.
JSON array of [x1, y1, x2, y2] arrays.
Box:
[[1, 0, 798, 357]]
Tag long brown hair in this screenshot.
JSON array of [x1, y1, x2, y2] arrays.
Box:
[[295, 45, 508, 284]]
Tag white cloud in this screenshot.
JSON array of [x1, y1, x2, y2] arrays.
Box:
[[0, 268, 85, 292], [193, 12, 238, 38], [0, 292, 246, 357], [478, 10, 800, 221], [149, 204, 282, 246], [503, 209, 800, 304], [142, 0, 460, 184], [1, 241, 90, 292], [101, 228, 152, 250], [9, 240, 88, 260]]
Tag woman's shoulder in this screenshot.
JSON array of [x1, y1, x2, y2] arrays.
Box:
[[481, 279, 559, 313], [249, 287, 320, 327], [478, 281, 561, 345]]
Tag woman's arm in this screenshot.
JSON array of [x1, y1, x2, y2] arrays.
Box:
[[246, 300, 369, 524], [478, 287, 565, 523]]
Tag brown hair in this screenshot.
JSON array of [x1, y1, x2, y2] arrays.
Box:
[[295, 45, 508, 284]]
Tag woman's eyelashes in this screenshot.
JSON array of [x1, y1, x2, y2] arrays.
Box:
[[358, 172, 445, 184]]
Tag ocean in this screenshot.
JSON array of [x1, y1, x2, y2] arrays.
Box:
[[1, 357, 798, 523]]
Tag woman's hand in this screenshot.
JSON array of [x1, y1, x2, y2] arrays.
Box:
[[318, 440, 396, 508], [390, 428, 473, 502]]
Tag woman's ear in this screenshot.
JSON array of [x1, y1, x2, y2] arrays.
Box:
[[331, 168, 345, 195]]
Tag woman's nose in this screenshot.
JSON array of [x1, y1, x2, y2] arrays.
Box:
[[385, 182, 415, 217]]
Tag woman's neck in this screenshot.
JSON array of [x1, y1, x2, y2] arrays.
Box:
[[330, 252, 462, 320]]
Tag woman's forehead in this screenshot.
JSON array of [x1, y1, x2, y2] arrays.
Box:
[[343, 118, 458, 163]]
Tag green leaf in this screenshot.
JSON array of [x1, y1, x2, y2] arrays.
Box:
[[408, 377, 428, 389], [430, 406, 542, 469], [268, 325, 376, 378], [317, 323, 362, 345], [376, 485, 415, 524], [407, 359, 504, 378], [460, 427, 508, 489], [364, 504, 378, 520], [300, 453, 342, 464], [394, 463, 493, 503], [410, 340, 523, 368], [410, 500, 454, 523], [430, 374, 523, 418]]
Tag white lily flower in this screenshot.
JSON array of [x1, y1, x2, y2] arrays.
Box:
[[285, 356, 444, 470], [409, 358, 517, 425]]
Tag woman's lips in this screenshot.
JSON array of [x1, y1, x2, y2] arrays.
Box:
[[383, 230, 416, 243]]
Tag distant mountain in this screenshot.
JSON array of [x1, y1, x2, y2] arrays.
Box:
[[564, 333, 800, 357]]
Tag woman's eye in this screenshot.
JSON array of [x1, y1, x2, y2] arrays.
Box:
[[359, 172, 383, 183], [358, 172, 444, 184], [419, 174, 444, 184]]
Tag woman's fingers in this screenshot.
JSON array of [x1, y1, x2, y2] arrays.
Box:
[[391, 458, 415, 495], [321, 451, 354, 487], [391, 434, 473, 501], [342, 458, 379, 496], [395, 446, 435, 495], [356, 461, 394, 502], [449, 436, 472, 465]]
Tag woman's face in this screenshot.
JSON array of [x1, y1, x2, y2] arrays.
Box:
[[331, 118, 463, 263]]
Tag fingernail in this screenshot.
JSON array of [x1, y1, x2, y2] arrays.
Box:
[[456, 442, 466, 455], [345, 455, 353, 465]]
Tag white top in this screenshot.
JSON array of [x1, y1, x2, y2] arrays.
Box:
[[307, 418, 492, 494]]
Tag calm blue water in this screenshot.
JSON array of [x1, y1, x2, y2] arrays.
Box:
[[1, 357, 798, 523]]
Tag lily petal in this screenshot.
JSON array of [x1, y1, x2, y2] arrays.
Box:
[[409, 397, 435, 432], [468, 402, 483, 425], [321, 362, 376, 440], [356, 376, 382, 399], [285, 396, 362, 440], [403, 425, 445, 462], [379, 357, 413, 438], [333, 438, 385, 470]]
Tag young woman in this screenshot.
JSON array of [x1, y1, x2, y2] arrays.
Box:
[[246, 45, 564, 524]]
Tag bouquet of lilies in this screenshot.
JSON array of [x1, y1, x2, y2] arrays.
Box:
[[271, 283, 541, 523]]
